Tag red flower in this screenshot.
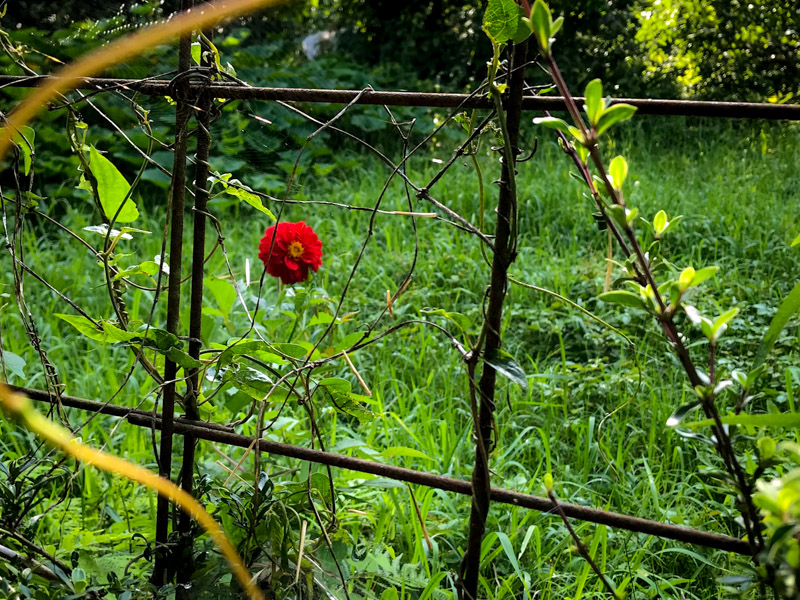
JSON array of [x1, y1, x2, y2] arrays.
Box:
[[258, 221, 323, 285]]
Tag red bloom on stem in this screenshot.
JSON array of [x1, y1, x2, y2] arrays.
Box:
[[258, 221, 323, 285]]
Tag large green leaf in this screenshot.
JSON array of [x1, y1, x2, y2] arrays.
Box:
[[753, 280, 800, 369], [88, 146, 139, 223], [56, 314, 200, 369], [483, 0, 524, 44]]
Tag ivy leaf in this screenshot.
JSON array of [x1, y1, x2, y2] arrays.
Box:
[[88, 146, 139, 223], [484, 349, 528, 393], [483, 0, 524, 44]]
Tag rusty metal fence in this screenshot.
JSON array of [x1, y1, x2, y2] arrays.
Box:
[[2, 5, 798, 596]]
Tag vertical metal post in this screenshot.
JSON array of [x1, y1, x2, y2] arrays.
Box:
[[459, 39, 528, 600], [153, 0, 193, 586], [176, 29, 213, 586]]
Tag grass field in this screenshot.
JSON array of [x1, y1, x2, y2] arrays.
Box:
[[2, 114, 799, 598]]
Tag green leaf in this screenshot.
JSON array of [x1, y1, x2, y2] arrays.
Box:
[[56, 314, 108, 342], [1, 126, 35, 175], [484, 349, 528, 393], [318, 377, 352, 393], [222, 363, 274, 399], [483, 0, 524, 44], [598, 290, 647, 311], [218, 340, 285, 369], [381, 588, 399, 600], [753, 279, 800, 370], [583, 79, 604, 126], [223, 184, 275, 219], [511, 12, 532, 43], [690, 266, 719, 287], [420, 307, 472, 332], [532, 116, 570, 134], [550, 15, 564, 38], [88, 146, 139, 223], [274, 343, 309, 360], [595, 103, 637, 136], [608, 155, 628, 191], [496, 531, 525, 583], [686, 412, 800, 429], [1, 350, 26, 379], [191, 42, 202, 65], [205, 277, 237, 318], [678, 267, 696, 291], [653, 210, 668, 236], [712, 307, 739, 341], [321, 378, 375, 422], [758, 436, 776, 460], [163, 347, 203, 370], [309, 472, 334, 505], [792, 233, 800, 247], [530, 0, 552, 53]]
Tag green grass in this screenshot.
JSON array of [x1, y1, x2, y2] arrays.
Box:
[[2, 114, 800, 599]]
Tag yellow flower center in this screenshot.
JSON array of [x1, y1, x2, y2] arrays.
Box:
[[287, 241, 304, 259]]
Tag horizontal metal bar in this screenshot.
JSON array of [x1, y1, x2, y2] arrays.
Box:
[[12, 385, 750, 555], [1, 75, 799, 120]]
